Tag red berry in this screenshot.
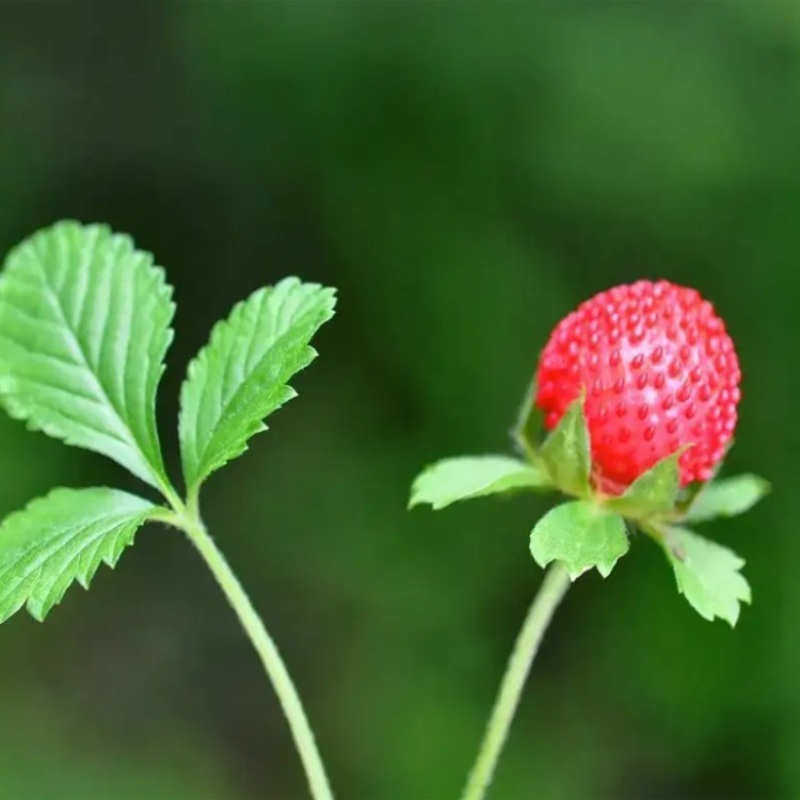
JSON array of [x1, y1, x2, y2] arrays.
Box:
[[534, 280, 740, 493]]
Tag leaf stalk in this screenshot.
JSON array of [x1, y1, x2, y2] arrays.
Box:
[[164, 506, 335, 800], [461, 563, 572, 800]]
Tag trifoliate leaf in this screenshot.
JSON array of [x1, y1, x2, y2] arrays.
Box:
[[529, 500, 629, 579], [539, 394, 591, 497], [662, 526, 751, 626], [684, 474, 771, 524], [606, 448, 685, 519], [409, 456, 550, 511], [0, 487, 158, 624], [0, 222, 174, 491], [179, 278, 336, 493]]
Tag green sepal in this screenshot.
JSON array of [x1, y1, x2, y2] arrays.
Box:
[[683, 474, 771, 524], [606, 447, 687, 520], [660, 525, 751, 627], [539, 393, 591, 497], [511, 375, 544, 459], [529, 500, 629, 579], [675, 439, 735, 515], [409, 455, 551, 511]]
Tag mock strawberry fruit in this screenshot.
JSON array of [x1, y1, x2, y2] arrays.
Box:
[[534, 280, 740, 492]]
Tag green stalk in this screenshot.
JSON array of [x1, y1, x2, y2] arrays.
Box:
[[461, 563, 572, 800], [164, 506, 334, 800]]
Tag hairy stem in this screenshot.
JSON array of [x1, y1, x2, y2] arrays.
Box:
[[461, 563, 572, 800], [175, 509, 334, 800]]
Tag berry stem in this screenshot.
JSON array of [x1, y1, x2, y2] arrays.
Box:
[[166, 506, 335, 800], [461, 563, 572, 800]]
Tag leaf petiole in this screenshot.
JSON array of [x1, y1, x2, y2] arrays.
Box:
[[461, 563, 572, 800], [159, 505, 335, 800]]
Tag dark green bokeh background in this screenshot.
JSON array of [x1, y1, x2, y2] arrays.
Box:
[[0, 3, 797, 798]]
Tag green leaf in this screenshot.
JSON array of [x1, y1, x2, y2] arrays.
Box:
[[409, 455, 550, 510], [684, 474, 771, 523], [606, 448, 685, 519], [179, 278, 336, 492], [529, 500, 629, 579], [539, 394, 591, 496], [662, 526, 751, 626], [0, 222, 174, 490], [0, 487, 158, 624]]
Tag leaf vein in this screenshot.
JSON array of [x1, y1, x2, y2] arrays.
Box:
[[25, 240, 157, 478]]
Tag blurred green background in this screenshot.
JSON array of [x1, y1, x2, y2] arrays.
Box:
[[0, 2, 797, 798]]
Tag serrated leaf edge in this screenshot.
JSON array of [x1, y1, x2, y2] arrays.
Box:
[[529, 501, 629, 580], [0, 487, 159, 624], [178, 278, 336, 492], [0, 221, 175, 491], [659, 525, 751, 627]]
